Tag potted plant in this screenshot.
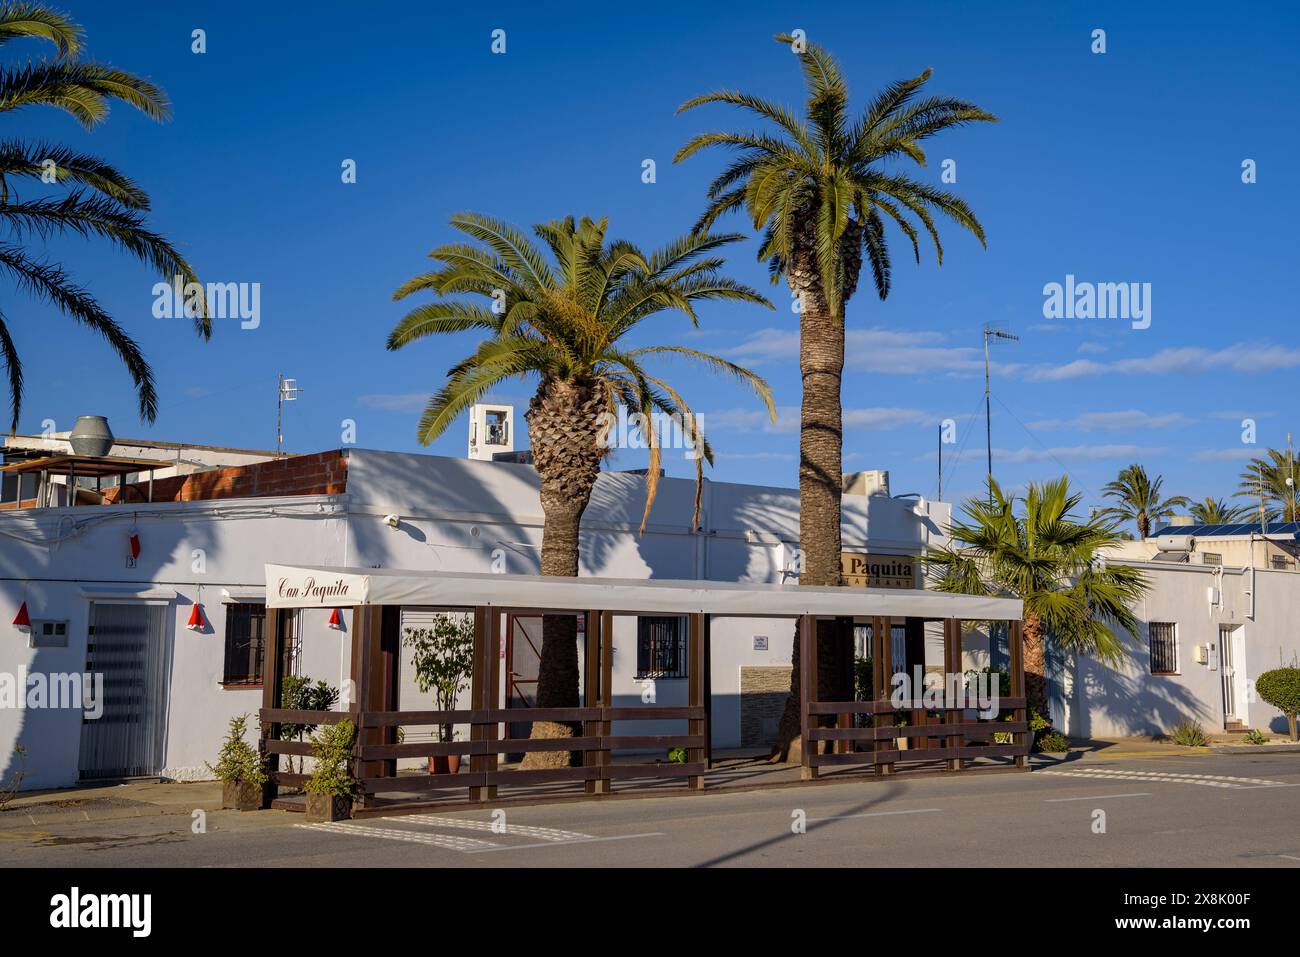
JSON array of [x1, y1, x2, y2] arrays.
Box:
[[895, 716, 910, 752], [279, 676, 339, 777], [303, 719, 357, 822], [403, 615, 474, 774], [209, 715, 269, 811]]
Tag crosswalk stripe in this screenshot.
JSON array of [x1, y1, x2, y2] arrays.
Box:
[[1040, 767, 1285, 788], [401, 814, 590, 842], [295, 821, 499, 850]]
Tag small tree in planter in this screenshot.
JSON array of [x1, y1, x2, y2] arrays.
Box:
[[404, 615, 474, 774], [303, 719, 357, 822], [1255, 667, 1300, 740], [209, 715, 268, 811], [279, 677, 340, 777]]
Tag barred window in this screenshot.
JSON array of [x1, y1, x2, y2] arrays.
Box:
[[1148, 622, 1178, 675], [636, 616, 688, 679], [223, 603, 266, 684], [1202, 552, 1223, 566]]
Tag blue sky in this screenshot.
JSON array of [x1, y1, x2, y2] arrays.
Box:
[[11, 1, 1300, 516]]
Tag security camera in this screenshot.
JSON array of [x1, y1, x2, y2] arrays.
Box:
[[382, 514, 400, 529]]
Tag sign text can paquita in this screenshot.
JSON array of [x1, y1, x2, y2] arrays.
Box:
[[840, 552, 916, 589]]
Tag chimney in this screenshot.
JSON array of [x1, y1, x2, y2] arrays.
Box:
[[843, 469, 889, 497]]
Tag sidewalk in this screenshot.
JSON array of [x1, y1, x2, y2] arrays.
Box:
[[1, 780, 224, 828]]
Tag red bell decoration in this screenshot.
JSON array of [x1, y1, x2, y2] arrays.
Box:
[[186, 603, 205, 631], [12, 601, 30, 629], [328, 607, 342, 629]]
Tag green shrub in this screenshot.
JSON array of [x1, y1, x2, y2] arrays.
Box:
[[1169, 720, 1208, 747], [404, 616, 475, 743], [1243, 728, 1269, 745], [1254, 667, 1300, 740], [207, 715, 267, 785], [304, 720, 357, 798], [666, 747, 687, 764], [1036, 731, 1069, 753]]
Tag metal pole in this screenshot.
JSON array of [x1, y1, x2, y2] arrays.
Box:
[[984, 332, 993, 503], [937, 423, 943, 502], [276, 373, 283, 455]]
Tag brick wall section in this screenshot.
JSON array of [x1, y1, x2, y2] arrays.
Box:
[[739, 665, 793, 748], [101, 451, 347, 505]]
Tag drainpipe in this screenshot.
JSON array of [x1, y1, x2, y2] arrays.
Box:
[[1246, 533, 1257, 621]]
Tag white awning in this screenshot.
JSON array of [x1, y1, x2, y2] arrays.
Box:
[[265, 564, 1022, 620]]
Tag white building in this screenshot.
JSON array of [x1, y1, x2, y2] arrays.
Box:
[[2, 428, 1298, 792]]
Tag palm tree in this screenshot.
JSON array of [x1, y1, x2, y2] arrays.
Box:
[[1189, 496, 1251, 525], [1236, 446, 1300, 523], [926, 478, 1149, 717], [0, 3, 207, 429], [675, 34, 995, 757], [387, 212, 775, 764], [1100, 464, 1189, 539]]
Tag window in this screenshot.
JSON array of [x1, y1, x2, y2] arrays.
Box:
[[636, 616, 688, 679], [223, 603, 266, 685], [1201, 552, 1222, 566], [1148, 622, 1178, 675], [1270, 555, 1291, 570]]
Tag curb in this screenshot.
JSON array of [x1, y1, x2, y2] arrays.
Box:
[[1209, 743, 1300, 755], [0, 802, 223, 829]]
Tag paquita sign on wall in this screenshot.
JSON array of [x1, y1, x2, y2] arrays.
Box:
[[841, 552, 916, 589]]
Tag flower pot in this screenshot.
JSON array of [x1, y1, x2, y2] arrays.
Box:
[[222, 780, 263, 812], [304, 793, 352, 823], [428, 754, 462, 775]]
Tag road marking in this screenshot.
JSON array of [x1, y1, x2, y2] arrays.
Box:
[[1044, 792, 1150, 802], [1279, 855, 1300, 862], [1039, 768, 1284, 789], [462, 832, 665, 854], [808, 808, 942, 822], [401, 814, 590, 842], [295, 821, 499, 850]]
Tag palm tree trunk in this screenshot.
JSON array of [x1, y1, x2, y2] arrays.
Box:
[[1022, 612, 1048, 719], [521, 378, 608, 770], [771, 245, 848, 762]]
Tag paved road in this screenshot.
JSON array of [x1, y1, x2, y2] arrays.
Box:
[[3, 751, 1298, 867]]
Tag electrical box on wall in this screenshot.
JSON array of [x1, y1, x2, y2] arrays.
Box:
[[29, 619, 69, 649], [1193, 644, 1208, 665]]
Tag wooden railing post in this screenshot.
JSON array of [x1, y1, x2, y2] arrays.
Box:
[[469, 606, 491, 802], [584, 610, 602, 795], [596, 611, 613, 794], [945, 618, 963, 771], [875, 615, 896, 775], [1009, 619, 1029, 768], [688, 613, 706, 790], [799, 614, 817, 780], [258, 606, 285, 808]]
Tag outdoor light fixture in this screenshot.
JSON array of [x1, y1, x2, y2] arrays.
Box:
[[382, 513, 400, 529]]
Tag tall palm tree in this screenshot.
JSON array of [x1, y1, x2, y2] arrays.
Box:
[[675, 34, 995, 756], [1189, 496, 1251, 525], [387, 212, 775, 765], [1236, 446, 1300, 523], [1100, 464, 1189, 539], [0, 3, 207, 429], [926, 478, 1149, 717]]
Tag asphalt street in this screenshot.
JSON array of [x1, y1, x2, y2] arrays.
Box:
[[3, 751, 1298, 868]]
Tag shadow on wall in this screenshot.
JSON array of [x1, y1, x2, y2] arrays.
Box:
[[0, 505, 217, 790], [1067, 654, 1210, 739]]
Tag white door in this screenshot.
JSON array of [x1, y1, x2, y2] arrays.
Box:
[[1219, 625, 1247, 724]]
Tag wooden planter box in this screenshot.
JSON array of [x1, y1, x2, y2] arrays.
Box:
[[221, 780, 265, 812], [304, 793, 352, 823]]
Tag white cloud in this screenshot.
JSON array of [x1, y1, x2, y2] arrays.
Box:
[[938, 443, 1162, 464], [727, 327, 1016, 377], [704, 404, 931, 434], [1191, 447, 1259, 462], [1027, 410, 1193, 432], [1077, 341, 1108, 354], [1029, 342, 1300, 381]]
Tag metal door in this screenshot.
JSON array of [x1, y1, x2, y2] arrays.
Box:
[[79, 603, 170, 779]]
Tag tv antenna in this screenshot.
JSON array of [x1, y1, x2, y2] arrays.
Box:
[[277, 374, 302, 455], [983, 325, 1019, 502]]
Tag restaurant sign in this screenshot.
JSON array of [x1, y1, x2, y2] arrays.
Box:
[[840, 552, 916, 589]]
